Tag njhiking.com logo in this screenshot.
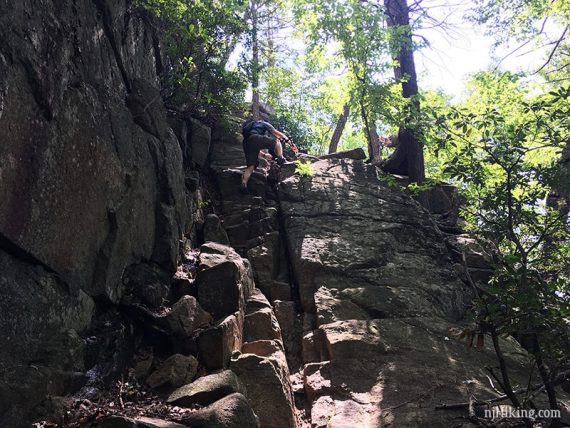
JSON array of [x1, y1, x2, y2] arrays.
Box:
[[484, 408, 561, 419]]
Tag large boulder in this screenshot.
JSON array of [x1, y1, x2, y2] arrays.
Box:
[[146, 354, 198, 390], [196, 243, 254, 320], [168, 370, 245, 407], [278, 158, 471, 319], [231, 348, 296, 428], [180, 393, 259, 428], [274, 158, 552, 426]]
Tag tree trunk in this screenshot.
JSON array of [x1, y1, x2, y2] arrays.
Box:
[[546, 138, 570, 223], [360, 100, 379, 161], [383, 0, 425, 185], [251, 1, 260, 120], [544, 138, 570, 254], [369, 121, 381, 160], [328, 103, 350, 154]]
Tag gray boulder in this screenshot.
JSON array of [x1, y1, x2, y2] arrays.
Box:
[[278, 159, 471, 319], [196, 243, 254, 320], [165, 295, 212, 338], [180, 393, 259, 428], [203, 214, 230, 245], [146, 354, 198, 390], [168, 370, 245, 407]]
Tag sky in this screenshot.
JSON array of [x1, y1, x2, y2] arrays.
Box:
[[414, 0, 551, 98]]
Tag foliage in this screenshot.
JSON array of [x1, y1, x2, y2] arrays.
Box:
[[431, 72, 570, 414], [405, 180, 435, 196], [292, 0, 400, 153], [469, 0, 569, 43], [294, 159, 314, 177], [134, 0, 248, 121], [261, 65, 324, 153]]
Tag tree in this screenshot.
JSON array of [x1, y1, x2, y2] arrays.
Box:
[[381, 0, 425, 185], [329, 103, 350, 153], [469, 0, 570, 233], [435, 74, 570, 425], [134, 0, 247, 122], [293, 0, 394, 159], [249, 0, 261, 119], [546, 138, 570, 225], [243, 0, 287, 119]]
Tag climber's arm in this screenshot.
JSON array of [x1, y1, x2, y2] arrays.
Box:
[[271, 129, 288, 140]]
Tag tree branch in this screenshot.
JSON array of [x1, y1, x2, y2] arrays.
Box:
[[534, 25, 569, 74]]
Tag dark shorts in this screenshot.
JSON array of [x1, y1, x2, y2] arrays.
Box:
[[243, 134, 276, 167]]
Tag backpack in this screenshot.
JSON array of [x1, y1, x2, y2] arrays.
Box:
[[241, 119, 256, 139]]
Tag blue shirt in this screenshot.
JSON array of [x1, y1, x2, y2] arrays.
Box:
[[250, 120, 275, 136]]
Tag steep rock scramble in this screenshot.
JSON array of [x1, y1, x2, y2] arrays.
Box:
[[0, 1, 547, 426]]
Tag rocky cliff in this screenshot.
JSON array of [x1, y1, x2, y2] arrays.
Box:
[[0, 2, 552, 427], [0, 0, 190, 424], [205, 146, 535, 427]]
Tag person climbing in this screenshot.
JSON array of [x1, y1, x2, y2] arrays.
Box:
[[240, 118, 290, 193], [379, 132, 409, 176]]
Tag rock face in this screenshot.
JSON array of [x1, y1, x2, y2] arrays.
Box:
[[0, 0, 187, 302], [274, 159, 541, 426], [278, 159, 470, 319], [0, 0, 189, 425]]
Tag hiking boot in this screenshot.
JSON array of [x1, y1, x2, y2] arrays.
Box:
[[239, 183, 251, 195], [276, 156, 286, 166]]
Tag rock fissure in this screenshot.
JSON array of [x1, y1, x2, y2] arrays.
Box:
[[274, 189, 304, 315], [92, 0, 132, 93]]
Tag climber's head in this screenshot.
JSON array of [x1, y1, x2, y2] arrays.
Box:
[[379, 134, 398, 148]]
